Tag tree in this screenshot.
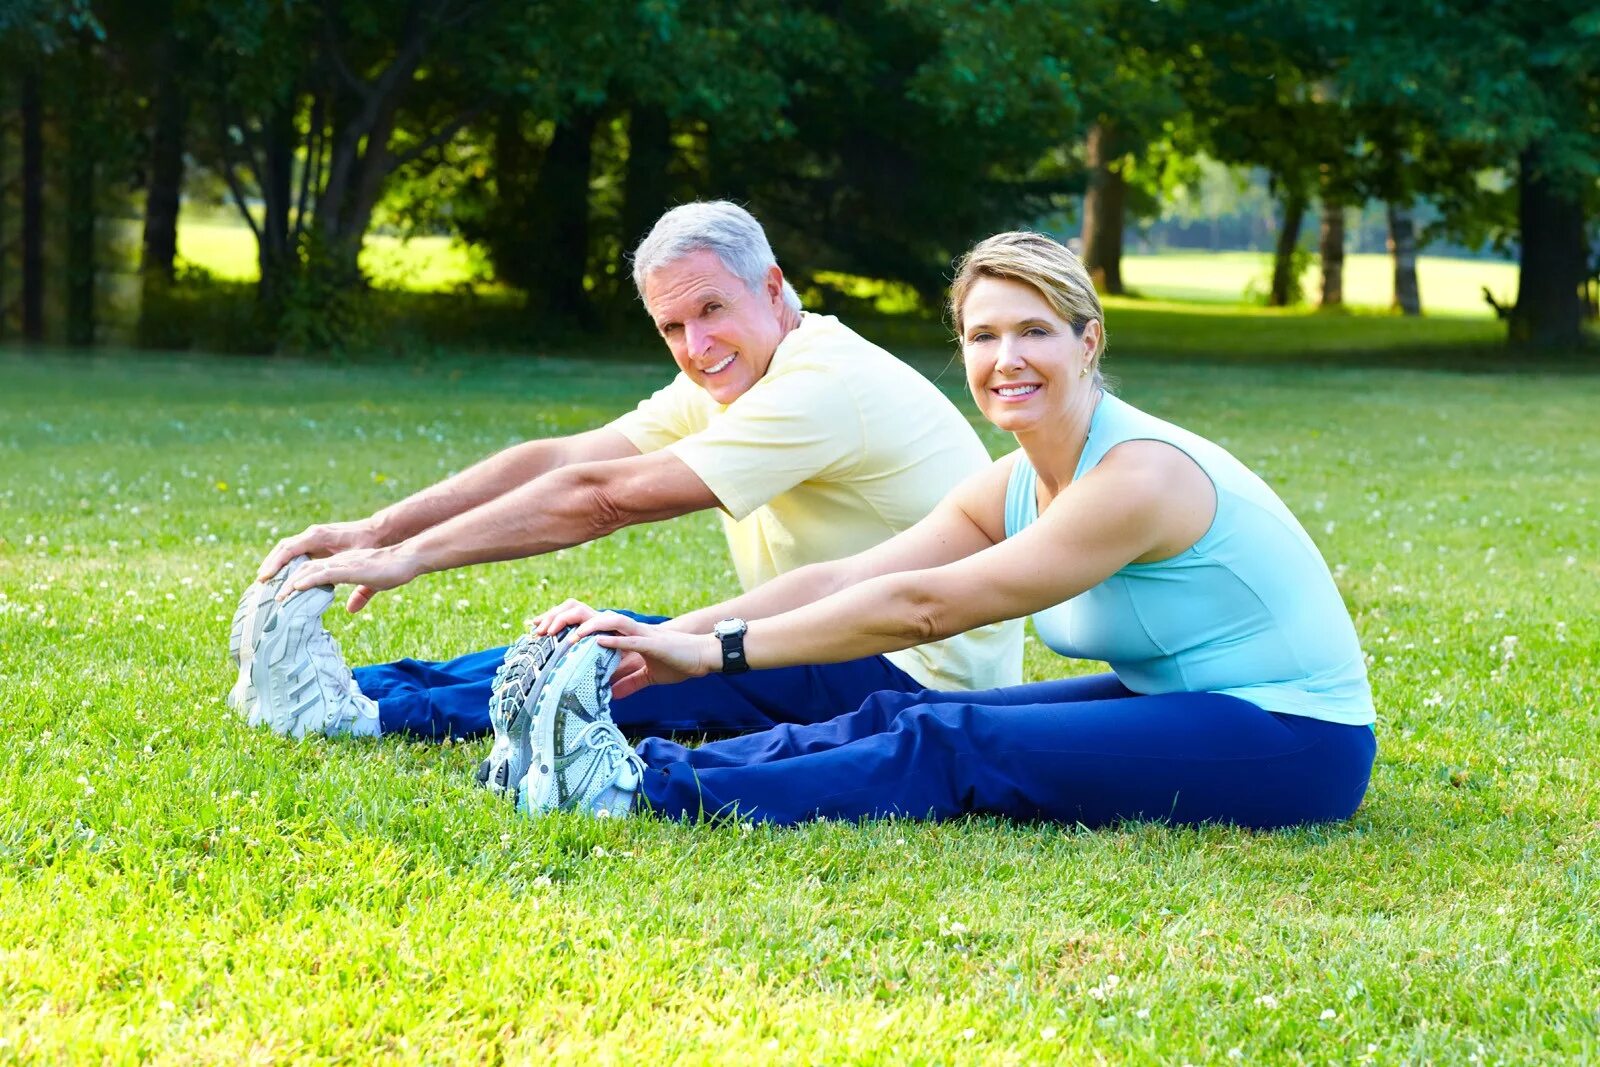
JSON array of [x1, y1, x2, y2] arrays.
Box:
[[1, 0, 103, 342], [1338, 0, 1600, 348], [1171, 0, 1348, 307]]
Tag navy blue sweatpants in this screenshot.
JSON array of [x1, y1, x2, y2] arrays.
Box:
[[350, 613, 923, 740], [637, 673, 1376, 829]]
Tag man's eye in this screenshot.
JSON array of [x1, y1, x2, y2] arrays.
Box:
[[661, 323, 681, 335], [704, 303, 722, 315]]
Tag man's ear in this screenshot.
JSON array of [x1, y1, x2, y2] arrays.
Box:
[[765, 265, 786, 306]]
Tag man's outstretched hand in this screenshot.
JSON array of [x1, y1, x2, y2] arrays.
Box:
[[257, 519, 383, 583], [276, 545, 422, 613]]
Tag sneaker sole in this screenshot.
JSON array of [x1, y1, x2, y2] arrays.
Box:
[[227, 554, 310, 721], [519, 635, 620, 814], [249, 582, 337, 738], [474, 627, 571, 797]]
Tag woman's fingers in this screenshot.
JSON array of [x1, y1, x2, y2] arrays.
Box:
[[573, 611, 645, 641], [534, 598, 594, 636]]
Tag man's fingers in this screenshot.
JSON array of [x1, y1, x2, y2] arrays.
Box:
[[256, 541, 300, 582], [347, 585, 375, 613]]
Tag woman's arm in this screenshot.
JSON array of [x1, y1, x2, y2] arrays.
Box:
[[582, 440, 1215, 676], [534, 456, 1014, 637]]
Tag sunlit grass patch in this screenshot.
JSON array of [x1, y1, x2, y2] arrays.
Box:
[[1, 345, 1596, 1061]]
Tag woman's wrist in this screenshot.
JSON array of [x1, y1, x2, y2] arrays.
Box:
[[699, 633, 724, 676]]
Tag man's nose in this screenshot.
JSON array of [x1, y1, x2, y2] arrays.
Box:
[[684, 320, 712, 357]]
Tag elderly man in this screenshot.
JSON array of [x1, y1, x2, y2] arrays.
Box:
[[232, 201, 1019, 793]]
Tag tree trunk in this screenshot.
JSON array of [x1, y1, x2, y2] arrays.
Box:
[[21, 70, 45, 342], [1387, 201, 1421, 316], [1509, 144, 1585, 348], [1270, 188, 1307, 307], [257, 100, 298, 311], [621, 104, 673, 260], [1080, 121, 1126, 295], [524, 106, 600, 324], [64, 66, 97, 346], [140, 45, 186, 298], [1319, 198, 1344, 308]]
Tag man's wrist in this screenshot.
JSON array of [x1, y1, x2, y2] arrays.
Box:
[[385, 541, 430, 584], [366, 510, 402, 546]]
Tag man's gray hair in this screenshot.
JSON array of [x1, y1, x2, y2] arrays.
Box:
[[631, 200, 802, 312]]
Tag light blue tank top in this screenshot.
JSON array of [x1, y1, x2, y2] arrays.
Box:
[[1004, 393, 1375, 726]]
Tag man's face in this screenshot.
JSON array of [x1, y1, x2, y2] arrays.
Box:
[[643, 249, 789, 405]]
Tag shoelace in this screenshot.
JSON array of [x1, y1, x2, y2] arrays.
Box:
[[566, 720, 644, 810], [309, 627, 360, 732]]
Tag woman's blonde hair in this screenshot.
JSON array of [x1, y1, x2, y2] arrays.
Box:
[[949, 231, 1108, 387]]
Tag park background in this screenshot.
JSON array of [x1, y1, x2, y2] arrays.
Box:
[[2, 1, 1599, 1063]]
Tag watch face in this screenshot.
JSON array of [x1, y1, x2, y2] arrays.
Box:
[[714, 618, 745, 638]]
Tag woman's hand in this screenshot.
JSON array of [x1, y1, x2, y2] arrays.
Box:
[[573, 611, 720, 693], [530, 597, 600, 637]]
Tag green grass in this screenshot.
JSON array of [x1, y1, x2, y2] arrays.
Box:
[[176, 220, 486, 292], [2, 335, 1598, 1062]]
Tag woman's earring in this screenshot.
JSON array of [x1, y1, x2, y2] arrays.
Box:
[[1080, 363, 1090, 378]]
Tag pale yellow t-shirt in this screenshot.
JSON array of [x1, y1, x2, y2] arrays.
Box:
[[609, 312, 1021, 691]]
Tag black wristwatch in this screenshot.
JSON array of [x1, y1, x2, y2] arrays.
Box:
[[712, 617, 750, 675]]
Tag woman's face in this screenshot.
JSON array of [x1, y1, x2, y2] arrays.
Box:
[[960, 275, 1099, 435]]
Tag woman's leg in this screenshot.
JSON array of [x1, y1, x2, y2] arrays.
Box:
[[639, 687, 1375, 829], [636, 672, 1132, 769]]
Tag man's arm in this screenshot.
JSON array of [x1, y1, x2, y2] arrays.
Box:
[[532, 457, 1012, 639], [257, 426, 639, 580], [281, 447, 720, 609]]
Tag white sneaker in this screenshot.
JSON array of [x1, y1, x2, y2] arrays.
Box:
[[515, 635, 642, 819], [250, 583, 380, 739], [226, 554, 310, 724], [474, 626, 572, 797]]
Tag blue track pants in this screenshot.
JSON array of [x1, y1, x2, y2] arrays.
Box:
[[350, 613, 923, 740], [637, 673, 1376, 829]]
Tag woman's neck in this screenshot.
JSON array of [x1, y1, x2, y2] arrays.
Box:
[[1015, 388, 1102, 497]]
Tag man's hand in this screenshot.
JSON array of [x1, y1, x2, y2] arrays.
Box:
[[278, 545, 422, 613], [572, 611, 719, 691], [258, 519, 382, 583]]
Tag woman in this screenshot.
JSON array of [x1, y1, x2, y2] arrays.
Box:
[[517, 231, 1376, 829]]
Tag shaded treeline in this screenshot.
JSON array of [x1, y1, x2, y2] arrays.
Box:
[[1, 0, 1595, 353]]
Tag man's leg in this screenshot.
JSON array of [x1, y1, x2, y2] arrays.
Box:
[[352, 645, 508, 741], [350, 608, 933, 742], [612, 654, 925, 737], [592, 610, 930, 737]]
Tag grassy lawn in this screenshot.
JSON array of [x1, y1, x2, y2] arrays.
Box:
[[172, 215, 1518, 319], [2, 334, 1597, 1062], [1122, 251, 1519, 316], [176, 221, 482, 293]]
